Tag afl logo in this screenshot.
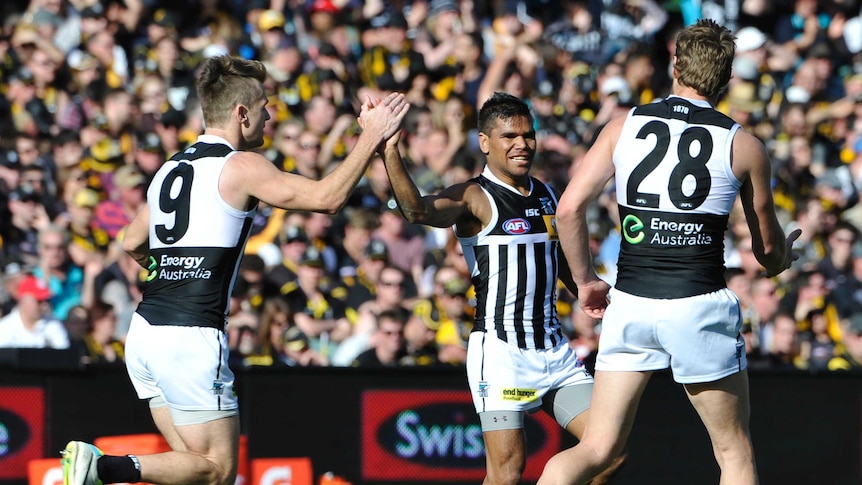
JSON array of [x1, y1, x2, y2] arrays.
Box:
[[503, 218, 531, 234]]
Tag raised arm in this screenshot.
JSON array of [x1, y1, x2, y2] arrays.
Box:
[[225, 93, 409, 214], [381, 137, 485, 232], [733, 130, 801, 276]]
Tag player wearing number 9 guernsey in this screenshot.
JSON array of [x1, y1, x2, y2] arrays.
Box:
[[60, 56, 408, 485], [537, 20, 802, 485]]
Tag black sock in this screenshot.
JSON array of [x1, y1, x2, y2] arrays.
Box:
[[96, 455, 142, 484]]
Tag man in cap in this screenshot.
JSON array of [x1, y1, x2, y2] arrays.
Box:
[[67, 188, 110, 264], [282, 246, 352, 358], [0, 274, 68, 348], [267, 225, 311, 290], [359, 10, 427, 92], [2, 185, 48, 268]]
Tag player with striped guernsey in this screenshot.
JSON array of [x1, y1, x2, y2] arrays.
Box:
[[381, 92, 623, 484]]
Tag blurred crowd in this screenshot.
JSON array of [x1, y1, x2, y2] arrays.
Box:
[[1, 0, 862, 372]]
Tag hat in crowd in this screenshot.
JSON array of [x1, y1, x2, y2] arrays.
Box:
[[113, 165, 146, 189], [151, 8, 177, 29], [17, 275, 52, 302], [370, 10, 408, 30], [80, 3, 104, 18], [847, 313, 862, 335], [807, 41, 832, 59], [282, 225, 309, 244], [3, 262, 24, 279], [364, 239, 388, 261], [536, 79, 555, 98], [67, 51, 99, 71], [727, 82, 764, 113], [8, 185, 40, 203], [784, 85, 811, 104], [600, 75, 630, 97], [9, 67, 34, 85], [299, 246, 324, 267], [309, 0, 339, 14], [33, 8, 63, 28], [736, 27, 767, 52], [258, 9, 285, 31], [815, 169, 845, 190], [73, 188, 100, 208], [283, 325, 310, 351], [732, 56, 759, 82], [138, 132, 162, 152], [429, 0, 459, 17], [442, 278, 469, 297]]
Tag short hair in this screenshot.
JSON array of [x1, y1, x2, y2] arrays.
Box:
[[674, 19, 735, 100], [477, 92, 533, 135], [346, 207, 380, 230], [196, 56, 267, 128]]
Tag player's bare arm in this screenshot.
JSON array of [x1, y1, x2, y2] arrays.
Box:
[[223, 93, 409, 213], [556, 116, 621, 318], [732, 129, 802, 276], [381, 141, 488, 235], [122, 203, 151, 269]]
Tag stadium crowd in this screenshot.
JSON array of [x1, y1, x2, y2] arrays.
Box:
[[1, 0, 862, 372]]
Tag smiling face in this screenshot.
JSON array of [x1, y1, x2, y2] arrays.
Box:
[[478, 114, 536, 185]]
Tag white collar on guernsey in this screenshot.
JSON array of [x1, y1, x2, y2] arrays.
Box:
[[196, 134, 237, 150], [665, 94, 713, 109], [481, 165, 533, 196]]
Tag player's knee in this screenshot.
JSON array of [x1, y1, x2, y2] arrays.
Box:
[[486, 466, 522, 485], [486, 458, 524, 485]]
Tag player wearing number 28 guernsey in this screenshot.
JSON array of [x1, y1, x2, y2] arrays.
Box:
[[137, 135, 255, 329], [614, 97, 739, 299]]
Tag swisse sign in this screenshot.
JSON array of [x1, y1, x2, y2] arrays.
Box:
[[361, 390, 560, 481], [0, 387, 44, 479]]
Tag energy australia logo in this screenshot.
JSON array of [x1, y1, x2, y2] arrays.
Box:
[[622, 214, 645, 244]]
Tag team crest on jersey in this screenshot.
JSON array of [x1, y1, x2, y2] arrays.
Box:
[[212, 380, 225, 395], [478, 380, 489, 398], [502, 218, 531, 234]]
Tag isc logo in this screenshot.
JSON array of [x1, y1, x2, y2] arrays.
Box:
[[503, 218, 531, 234]]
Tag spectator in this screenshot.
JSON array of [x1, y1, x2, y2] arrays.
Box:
[[94, 164, 146, 240], [828, 313, 862, 371], [342, 237, 389, 318], [282, 245, 351, 359], [81, 300, 124, 365], [33, 224, 93, 320], [227, 309, 262, 369], [0, 274, 68, 348], [266, 224, 311, 290], [799, 307, 838, 371], [351, 309, 406, 367], [373, 201, 426, 289]]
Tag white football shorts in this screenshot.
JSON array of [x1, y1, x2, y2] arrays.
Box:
[[125, 312, 238, 412], [596, 287, 746, 383], [466, 331, 593, 414]]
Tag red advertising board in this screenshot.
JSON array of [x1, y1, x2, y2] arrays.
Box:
[[0, 387, 45, 479], [361, 389, 560, 482]]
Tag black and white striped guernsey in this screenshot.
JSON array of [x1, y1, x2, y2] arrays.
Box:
[[457, 167, 564, 350], [136, 135, 257, 330]]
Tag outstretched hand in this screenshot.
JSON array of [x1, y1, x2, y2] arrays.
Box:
[[774, 228, 803, 276], [357, 93, 410, 142]]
